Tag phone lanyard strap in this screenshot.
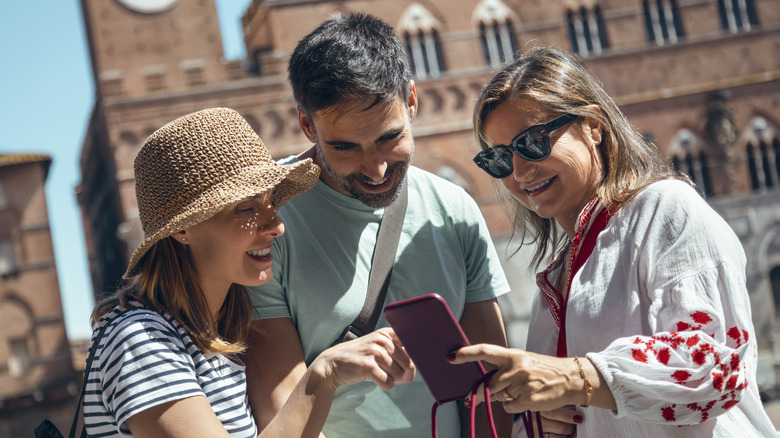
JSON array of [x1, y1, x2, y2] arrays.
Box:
[[431, 371, 498, 438], [519, 410, 544, 437]]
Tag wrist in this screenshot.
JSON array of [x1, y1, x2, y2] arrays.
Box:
[[573, 356, 593, 408], [305, 357, 340, 396]]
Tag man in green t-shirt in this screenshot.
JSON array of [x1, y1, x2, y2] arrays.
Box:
[[244, 13, 512, 438]]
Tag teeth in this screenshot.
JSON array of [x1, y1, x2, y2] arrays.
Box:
[[247, 248, 271, 257], [525, 177, 553, 192], [364, 176, 388, 186]]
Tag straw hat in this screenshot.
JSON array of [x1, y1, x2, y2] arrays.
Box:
[[124, 107, 320, 278]]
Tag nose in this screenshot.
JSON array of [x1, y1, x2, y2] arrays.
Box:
[[510, 152, 534, 183], [361, 146, 389, 181], [260, 210, 284, 237]]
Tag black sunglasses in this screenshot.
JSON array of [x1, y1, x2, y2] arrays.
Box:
[[473, 113, 579, 178]]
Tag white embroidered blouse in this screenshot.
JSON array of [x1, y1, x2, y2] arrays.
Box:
[[525, 179, 778, 437]]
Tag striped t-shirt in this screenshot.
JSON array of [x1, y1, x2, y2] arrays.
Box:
[[82, 302, 257, 437]]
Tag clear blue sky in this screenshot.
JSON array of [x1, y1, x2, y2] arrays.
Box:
[[0, 0, 251, 340]]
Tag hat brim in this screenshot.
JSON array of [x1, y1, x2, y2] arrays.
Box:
[[123, 157, 319, 278]]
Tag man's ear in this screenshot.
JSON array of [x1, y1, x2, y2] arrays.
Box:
[[297, 107, 317, 143], [407, 80, 418, 122]]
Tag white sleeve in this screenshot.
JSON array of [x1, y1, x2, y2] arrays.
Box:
[[589, 181, 756, 425]]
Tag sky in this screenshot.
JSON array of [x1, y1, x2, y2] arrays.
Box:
[[0, 0, 251, 340]]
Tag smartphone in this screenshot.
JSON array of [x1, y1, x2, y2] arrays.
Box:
[[383, 293, 486, 402]]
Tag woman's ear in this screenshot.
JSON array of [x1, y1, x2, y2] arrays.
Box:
[[172, 230, 189, 245], [582, 105, 603, 147]]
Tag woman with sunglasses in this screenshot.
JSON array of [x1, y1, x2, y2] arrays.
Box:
[[83, 108, 415, 437], [449, 47, 777, 437]]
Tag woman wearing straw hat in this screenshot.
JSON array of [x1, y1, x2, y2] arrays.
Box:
[[82, 108, 416, 437]]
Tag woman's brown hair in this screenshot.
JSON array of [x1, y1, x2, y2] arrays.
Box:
[[91, 237, 251, 355]]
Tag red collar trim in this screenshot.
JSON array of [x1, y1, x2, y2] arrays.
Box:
[[536, 197, 612, 356]]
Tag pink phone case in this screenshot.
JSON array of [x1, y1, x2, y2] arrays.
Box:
[[384, 293, 487, 402]]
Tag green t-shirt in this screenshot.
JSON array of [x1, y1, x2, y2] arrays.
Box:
[[249, 162, 509, 437]]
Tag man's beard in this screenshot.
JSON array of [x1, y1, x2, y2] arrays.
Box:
[[317, 144, 412, 208]]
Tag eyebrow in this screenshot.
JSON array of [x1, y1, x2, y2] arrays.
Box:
[[324, 125, 405, 148]]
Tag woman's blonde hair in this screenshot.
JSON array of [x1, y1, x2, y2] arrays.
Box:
[[91, 237, 251, 355], [473, 46, 689, 268]]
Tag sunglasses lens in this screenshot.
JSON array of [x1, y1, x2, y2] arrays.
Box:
[[514, 128, 550, 161], [476, 147, 513, 178]]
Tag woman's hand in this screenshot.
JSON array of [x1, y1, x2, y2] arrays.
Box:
[[522, 407, 582, 438], [311, 327, 416, 392], [448, 344, 586, 413]]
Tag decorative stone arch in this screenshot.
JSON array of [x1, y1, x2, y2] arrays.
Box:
[[0, 293, 36, 377], [447, 85, 467, 111], [242, 113, 262, 136], [263, 110, 285, 139], [434, 160, 476, 195], [755, 221, 780, 353], [423, 88, 443, 113]]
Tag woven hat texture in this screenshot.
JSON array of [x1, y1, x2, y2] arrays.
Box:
[[124, 107, 319, 278]]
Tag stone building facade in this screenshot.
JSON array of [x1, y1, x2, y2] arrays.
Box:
[[78, 0, 780, 394], [0, 155, 79, 436]]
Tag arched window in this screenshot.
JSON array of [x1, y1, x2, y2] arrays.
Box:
[[772, 266, 780, 316], [718, 0, 759, 33], [746, 117, 779, 193], [567, 6, 608, 56], [669, 129, 713, 196], [643, 0, 684, 45], [479, 21, 517, 68], [404, 29, 445, 79], [474, 0, 518, 69], [399, 4, 446, 80]]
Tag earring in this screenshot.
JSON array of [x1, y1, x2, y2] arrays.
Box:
[[180, 237, 187, 242]]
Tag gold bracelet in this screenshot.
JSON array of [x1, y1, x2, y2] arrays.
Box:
[[573, 356, 593, 408]]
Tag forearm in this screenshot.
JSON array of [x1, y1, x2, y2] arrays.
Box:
[[259, 361, 337, 438], [243, 319, 327, 437]]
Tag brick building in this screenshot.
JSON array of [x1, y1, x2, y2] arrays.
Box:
[[78, 0, 780, 394], [0, 154, 79, 436]]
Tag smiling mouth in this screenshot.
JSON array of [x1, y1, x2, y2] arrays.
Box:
[[363, 175, 389, 186], [524, 177, 555, 195], [246, 248, 271, 257], [357, 170, 395, 192]]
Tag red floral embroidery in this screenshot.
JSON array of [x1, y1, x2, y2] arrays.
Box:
[[630, 311, 748, 423], [672, 370, 690, 383], [713, 373, 724, 391], [656, 347, 671, 365], [662, 405, 676, 422], [691, 311, 712, 325]]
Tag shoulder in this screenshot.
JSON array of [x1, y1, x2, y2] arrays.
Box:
[[408, 166, 465, 192], [616, 179, 743, 258], [97, 304, 177, 336], [617, 180, 709, 225], [407, 166, 477, 210], [94, 303, 187, 355], [632, 179, 703, 208]]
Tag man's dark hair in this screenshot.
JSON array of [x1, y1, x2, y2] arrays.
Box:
[[288, 13, 412, 115]]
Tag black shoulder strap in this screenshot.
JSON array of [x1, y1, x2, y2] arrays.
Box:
[[69, 317, 111, 438], [334, 179, 408, 344]]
